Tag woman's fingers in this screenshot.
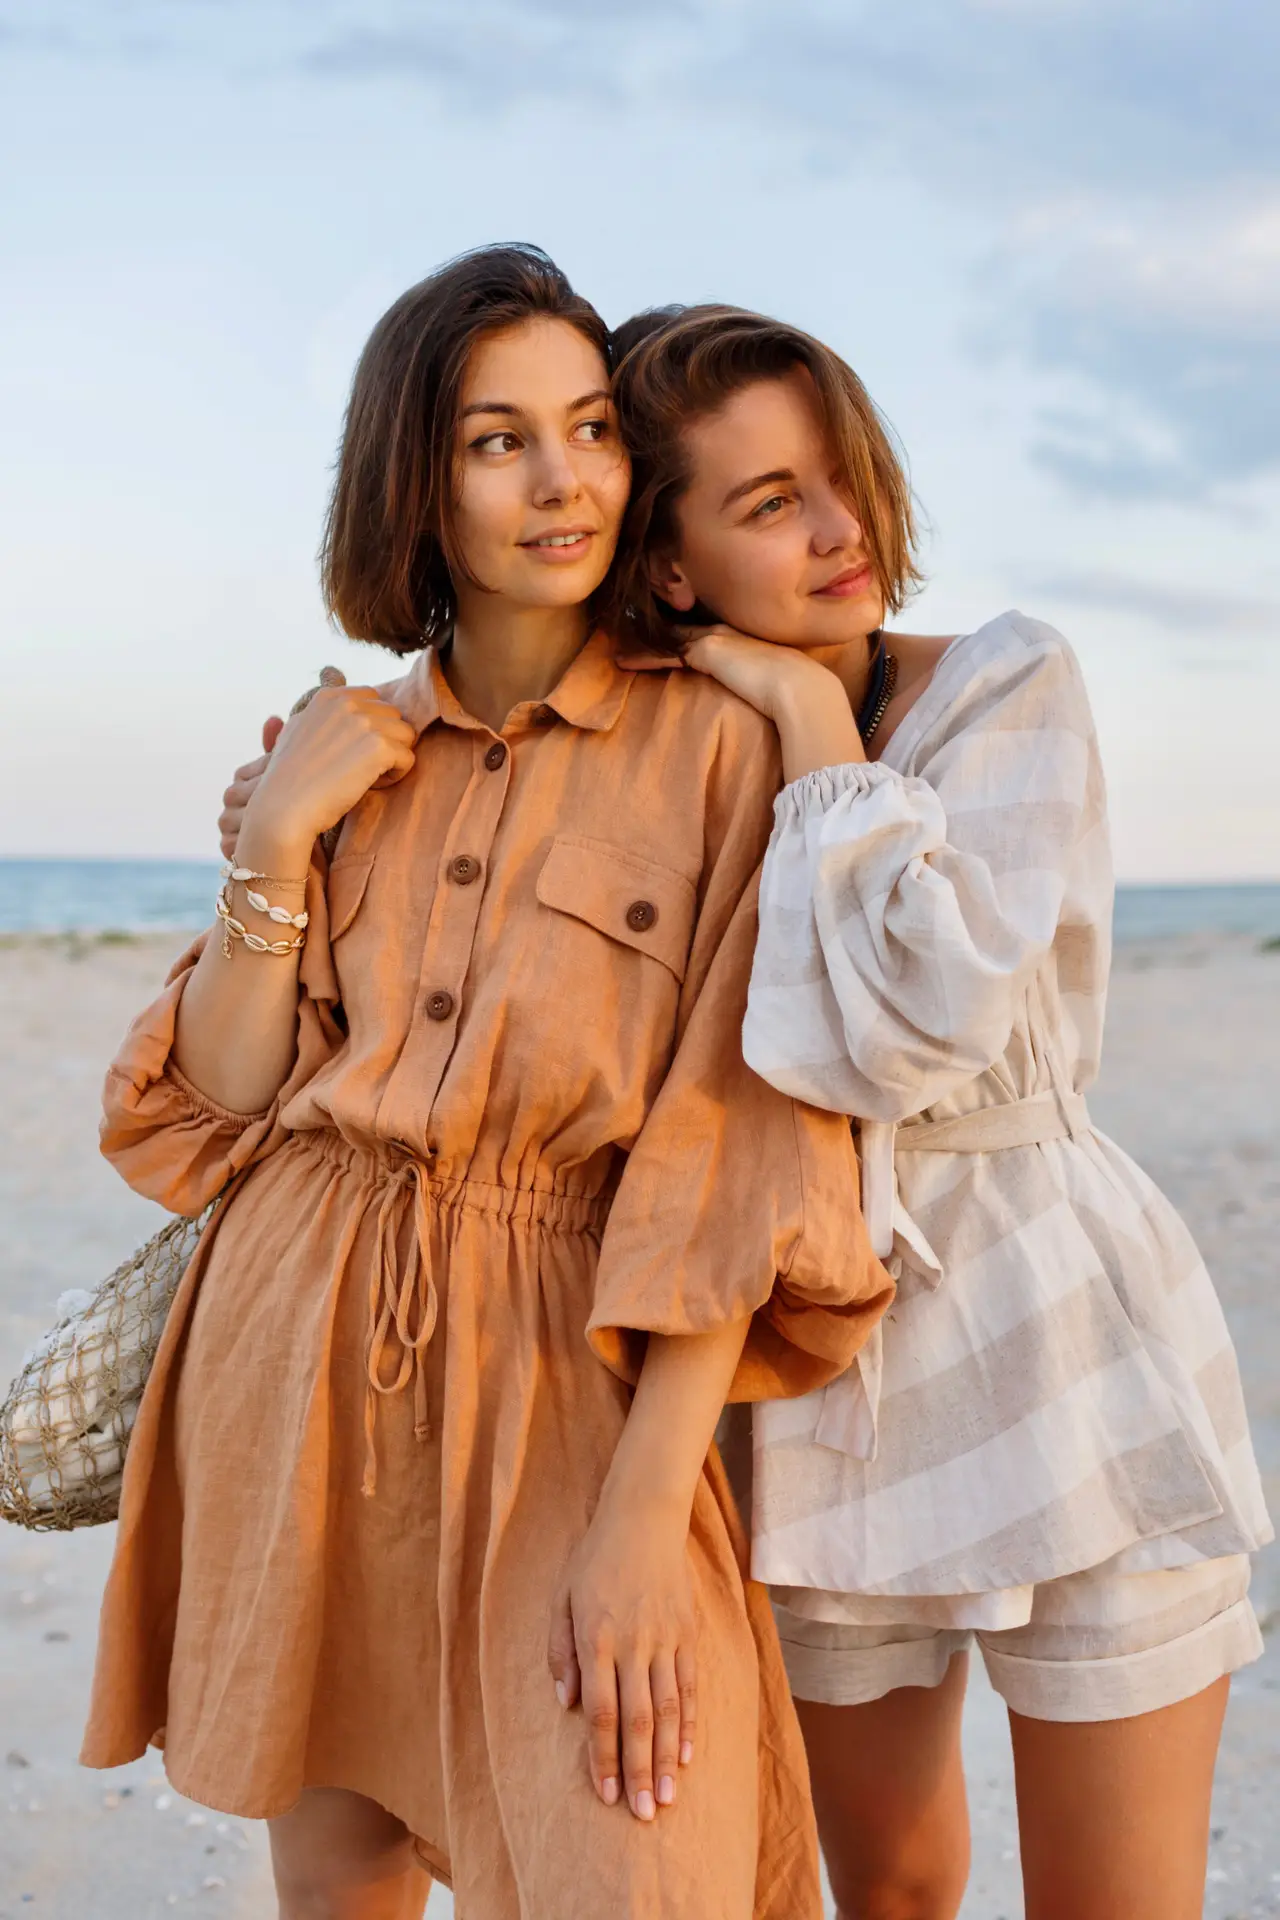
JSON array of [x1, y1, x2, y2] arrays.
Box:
[[233, 752, 272, 786], [579, 1643, 622, 1808], [261, 714, 285, 753], [649, 1649, 682, 1807], [547, 1588, 581, 1711], [618, 1652, 658, 1821], [675, 1638, 697, 1767]]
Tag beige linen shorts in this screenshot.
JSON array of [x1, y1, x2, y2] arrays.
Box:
[[774, 1554, 1262, 1723]]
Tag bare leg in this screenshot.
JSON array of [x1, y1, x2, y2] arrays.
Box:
[[269, 1786, 432, 1920], [795, 1652, 971, 1920], [1010, 1677, 1229, 1920]]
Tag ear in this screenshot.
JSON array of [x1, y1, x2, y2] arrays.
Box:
[[646, 550, 698, 615]]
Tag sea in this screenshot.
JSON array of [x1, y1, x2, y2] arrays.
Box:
[[1, 859, 1279, 945]]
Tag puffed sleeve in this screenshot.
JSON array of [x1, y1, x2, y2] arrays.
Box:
[[743, 616, 1106, 1123], [589, 702, 893, 1403], [99, 855, 345, 1217]]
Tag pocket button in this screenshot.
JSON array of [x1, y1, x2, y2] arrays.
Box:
[[626, 899, 658, 933]]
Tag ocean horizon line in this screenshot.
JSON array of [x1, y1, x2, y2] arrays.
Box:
[[2, 858, 1280, 945], [2, 855, 1279, 888]]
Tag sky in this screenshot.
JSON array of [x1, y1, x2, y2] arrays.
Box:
[[2, 0, 1278, 879]]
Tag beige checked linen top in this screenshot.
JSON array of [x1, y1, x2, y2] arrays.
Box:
[[744, 611, 1272, 1625]]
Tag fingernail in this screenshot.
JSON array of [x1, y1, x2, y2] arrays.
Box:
[[602, 1777, 619, 1806], [555, 1681, 567, 1709], [657, 1775, 675, 1806], [679, 1740, 694, 1766], [636, 1789, 655, 1821]]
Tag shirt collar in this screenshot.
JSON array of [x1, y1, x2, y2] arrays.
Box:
[[384, 627, 633, 740]]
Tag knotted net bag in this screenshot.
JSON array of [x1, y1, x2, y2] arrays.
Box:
[[0, 1209, 212, 1530], [2, 666, 342, 1533]]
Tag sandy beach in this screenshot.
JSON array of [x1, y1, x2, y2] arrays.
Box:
[[1, 930, 1276, 1919]]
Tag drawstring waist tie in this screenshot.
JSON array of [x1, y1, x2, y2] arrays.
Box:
[[290, 1130, 612, 1498], [365, 1158, 438, 1497]]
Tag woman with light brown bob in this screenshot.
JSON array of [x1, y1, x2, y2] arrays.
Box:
[[82, 248, 891, 1918], [606, 303, 1271, 1920]]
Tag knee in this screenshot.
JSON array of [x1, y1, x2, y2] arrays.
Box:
[[274, 1854, 424, 1920], [829, 1847, 970, 1920]]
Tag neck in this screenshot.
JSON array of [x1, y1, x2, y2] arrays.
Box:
[[807, 631, 879, 717], [444, 596, 592, 733]]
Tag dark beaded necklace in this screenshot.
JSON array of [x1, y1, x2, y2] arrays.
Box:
[[856, 630, 900, 744]]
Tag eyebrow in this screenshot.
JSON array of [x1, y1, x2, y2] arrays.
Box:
[[720, 467, 796, 512], [461, 388, 612, 421]]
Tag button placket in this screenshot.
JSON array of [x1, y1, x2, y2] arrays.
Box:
[[380, 729, 513, 1145]]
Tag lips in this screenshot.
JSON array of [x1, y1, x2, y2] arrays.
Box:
[[521, 528, 596, 549], [814, 561, 874, 597]]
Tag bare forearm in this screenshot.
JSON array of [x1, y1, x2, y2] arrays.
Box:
[[172, 820, 313, 1115], [600, 1318, 751, 1527], [772, 676, 866, 784]]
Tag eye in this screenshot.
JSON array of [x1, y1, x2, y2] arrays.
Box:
[[572, 417, 613, 444], [471, 429, 522, 455], [749, 493, 788, 520]]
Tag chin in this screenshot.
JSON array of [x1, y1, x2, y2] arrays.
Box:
[[515, 572, 607, 609], [805, 598, 883, 643]]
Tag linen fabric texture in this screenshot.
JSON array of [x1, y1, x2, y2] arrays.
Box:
[[744, 611, 1271, 1622], [81, 633, 892, 1920]]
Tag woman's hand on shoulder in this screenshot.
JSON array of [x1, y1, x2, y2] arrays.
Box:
[[679, 625, 866, 779], [231, 679, 417, 867], [548, 1495, 696, 1822], [676, 623, 838, 723]]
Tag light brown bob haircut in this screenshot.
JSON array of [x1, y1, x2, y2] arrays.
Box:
[[322, 243, 611, 652], [602, 303, 921, 654]]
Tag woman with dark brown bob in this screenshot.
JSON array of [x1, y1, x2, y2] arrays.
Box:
[[82, 245, 891, 1917]]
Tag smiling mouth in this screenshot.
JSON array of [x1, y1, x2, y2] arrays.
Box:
[[522, 531, 595, 549], [814, 562, 873, 597]]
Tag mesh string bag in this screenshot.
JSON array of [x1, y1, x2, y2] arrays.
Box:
[[0, 1208, 213, 1531]]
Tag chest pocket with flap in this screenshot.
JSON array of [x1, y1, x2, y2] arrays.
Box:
[[536, 835, 697, 983], [326, 852, 376, 940]]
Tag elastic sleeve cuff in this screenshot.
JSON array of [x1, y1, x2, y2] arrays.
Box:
[[163, 1060, 270, 1132], [775, 759, 908, 825]]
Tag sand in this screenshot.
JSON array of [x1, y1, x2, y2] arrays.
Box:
[[1, 930, 1276, 1919]]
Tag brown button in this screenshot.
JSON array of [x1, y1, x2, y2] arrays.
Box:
[[484, 741, 508, 771], [449, 854, 480, 886], [533, 704, 556, 726], [424, 989, 455, 1022], [626, 899, 658, 933]]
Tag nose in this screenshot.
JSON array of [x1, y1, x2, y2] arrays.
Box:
[[531, 437, 583, 509], [812, 485, 863, 554]]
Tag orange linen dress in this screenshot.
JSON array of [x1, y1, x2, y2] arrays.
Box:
[[83, 633, 891, 1919]]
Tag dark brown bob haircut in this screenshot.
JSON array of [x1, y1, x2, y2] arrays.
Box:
[[322, 243, 610, 652], [603, 303, 921, 654]]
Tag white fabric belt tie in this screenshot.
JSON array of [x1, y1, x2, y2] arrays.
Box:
[[859, 1089, 1093, 1262], [895, 1089, 1092, 1155], [815, 1089, 1094, 1464]]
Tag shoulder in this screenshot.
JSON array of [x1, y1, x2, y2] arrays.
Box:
[[623, 662, 783, 770], [951, 609, 1082, 681], [920, 610, 1093, 741]]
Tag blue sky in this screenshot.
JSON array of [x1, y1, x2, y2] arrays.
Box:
[[3, 0, 1278, 877]]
